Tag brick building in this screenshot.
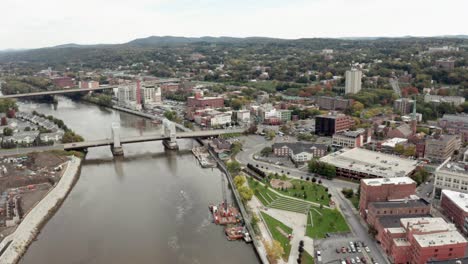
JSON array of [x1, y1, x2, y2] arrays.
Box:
[[78, 80, 99, 89], [314, 96, 353, 111], [441, 190, 468, 235], [366, 199, 431, 227], [379, 217, 467, 264], [51, 77, 74, 88], [187, 91, 224, 108], [436, 59, 456, 71], [438, 114, 468, 142], [315, 113, 354, 136], [359, 177, 417, 218]]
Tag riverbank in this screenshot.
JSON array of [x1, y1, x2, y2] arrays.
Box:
[[0, 155, 82, 264]]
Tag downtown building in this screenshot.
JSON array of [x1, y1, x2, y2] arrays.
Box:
[[320, 148, 419, 181], [345, 68, 362, 94], [434, 159, 468, 199], [379, 217, 467, 264], [425, 135, 461, 163], [393, 98, 415, 115], [315, 112, 354, 136], [438, 114, 468, 142], [441, 189, 468, 235]]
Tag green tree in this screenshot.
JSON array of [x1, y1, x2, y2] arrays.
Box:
[[260, 147, 273, 157], [3, 127, 13, 136], [226, 160, 241, 174], [233, 175, 246, 188], [238, 186, 254, 201], [231, 141, 243, 156]]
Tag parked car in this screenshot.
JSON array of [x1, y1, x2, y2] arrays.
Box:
[[365, 246, 370, 253], [341, 247, 347, 253], [351, 258, 356, 264], [355, 257, 361, 263], [316, 250, 322, 262]]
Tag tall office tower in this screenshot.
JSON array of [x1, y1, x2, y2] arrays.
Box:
[[345, 68, 362, 94]]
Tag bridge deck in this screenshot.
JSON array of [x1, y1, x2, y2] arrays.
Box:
[[63, 129, 244, 150]]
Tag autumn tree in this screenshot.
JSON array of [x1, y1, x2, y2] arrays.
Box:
[[265, 239, 284, 263]]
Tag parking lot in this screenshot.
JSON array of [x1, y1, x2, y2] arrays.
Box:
[[315, 235, 379, 264]]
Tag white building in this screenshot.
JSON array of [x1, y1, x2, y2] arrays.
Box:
[[332, 129, 365, 148], [345, 68, 362, 94], [117, 85, 142, 110], [424, 94, 465, 106], [210, 112, 232, 127], [235, 110, 251, 124], [142, 87, 162, 108], [434, 159, 468, 199]]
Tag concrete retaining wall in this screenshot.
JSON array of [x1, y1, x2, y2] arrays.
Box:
[[0, 156, 82, 264]]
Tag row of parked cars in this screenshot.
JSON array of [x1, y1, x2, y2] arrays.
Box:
[[336, 241, 370, 254]]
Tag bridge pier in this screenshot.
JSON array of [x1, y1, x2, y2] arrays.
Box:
[[162, 119, 179, 150], [111, 122, 124, 156], [111, 145, 124, 156], [162, 139, 179, 150]]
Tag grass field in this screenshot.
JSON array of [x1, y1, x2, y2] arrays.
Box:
[[306, 207, 350, 239], [278, 179, 330, 206], [301, 250, 314, 264], [248, 176, 330, 206], [261, 212, 293, 261], [248, 177, 312, 214]]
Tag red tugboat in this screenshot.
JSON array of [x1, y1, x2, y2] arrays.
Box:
[[225, 226, 245, 241], [209, 202, 241, 225]]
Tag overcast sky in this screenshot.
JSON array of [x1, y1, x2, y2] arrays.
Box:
[[1, 0, 467, 50]]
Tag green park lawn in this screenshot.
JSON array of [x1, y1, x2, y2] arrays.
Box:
[[261, 212, 293, 261], [247, 177, 279, 206], [272, 178, 330, 206], [301, 250, 315, 264], [306, 207, 349, 239]]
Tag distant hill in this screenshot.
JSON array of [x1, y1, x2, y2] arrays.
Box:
[[126, 35, 282, 46]]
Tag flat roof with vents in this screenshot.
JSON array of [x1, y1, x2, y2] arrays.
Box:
[[442, 190, 468, 213], [320, 148, 419, 178]]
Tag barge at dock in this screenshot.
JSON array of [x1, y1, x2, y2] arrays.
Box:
[[192, 146, 216, 168]]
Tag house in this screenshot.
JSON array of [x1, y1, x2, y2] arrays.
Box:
[[272, 142, 327, 163], [3, 131, 40, 144]]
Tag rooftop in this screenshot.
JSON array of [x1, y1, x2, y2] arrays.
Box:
[[362, 176, 415, 186], [381, 138, 408, 148], [370, 198, 429, 209], [317, 112, 349, 119], [442, 190, 468, 213], [400, 217, 456, 234], [437, 160, 468, 175], [378, 214, 431, 228], [321, 148, 419, 178], [334, 129, 365, 138], [414, 230, 466, 248], [441, 114, 468, 123], [393, 238, 411, 247]]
